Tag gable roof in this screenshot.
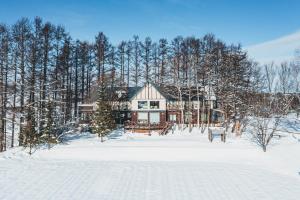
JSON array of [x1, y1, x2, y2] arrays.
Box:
[[127, 87, 142, 99], [88, 82, 214, 103], [128, 82, 213, 101], [129, 82, 167, 101]]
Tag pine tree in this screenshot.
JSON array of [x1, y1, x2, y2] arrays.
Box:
[[92, 81, 116, 142]]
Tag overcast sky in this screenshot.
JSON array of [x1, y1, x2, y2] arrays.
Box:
[[1, 0, 300, 64]]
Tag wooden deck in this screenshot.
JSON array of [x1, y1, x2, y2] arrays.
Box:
[[124, 121, 173, 134]]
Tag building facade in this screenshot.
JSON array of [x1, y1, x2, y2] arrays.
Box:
[[78, 82, 223, 131]]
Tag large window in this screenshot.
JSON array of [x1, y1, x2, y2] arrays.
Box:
[[138, 112, 148, 124], [169, 114, 177, 122], [150, 101, 159, 109], [138, 101, 148, 109], [150, 112, 160, 124]]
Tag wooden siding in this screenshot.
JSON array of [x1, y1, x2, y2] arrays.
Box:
[[131, 83, 166, 111], [132, 83, 165, 100], [160, 112, 166, 125]]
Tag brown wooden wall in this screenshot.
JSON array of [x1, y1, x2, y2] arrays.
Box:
[[160, 112, 166, 125], [131, 111, 138, 124], [131, 109, 221, 125]]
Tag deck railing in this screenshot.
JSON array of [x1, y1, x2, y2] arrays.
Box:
[[124, 121, 167, 130]]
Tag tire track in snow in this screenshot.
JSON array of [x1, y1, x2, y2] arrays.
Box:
[[0, 160, 299, 200]]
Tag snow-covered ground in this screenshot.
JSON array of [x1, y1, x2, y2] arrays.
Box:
[[0, 127, 300, 200]]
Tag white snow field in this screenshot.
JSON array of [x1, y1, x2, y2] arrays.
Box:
[[0, 128, 300, 200]]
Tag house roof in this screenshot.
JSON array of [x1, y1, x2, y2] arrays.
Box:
[[89, 82, 215, 102], [158, 85, 208, 101], [127, 87, 142, 99], [129, 82, 169, 101], [129, 82, 209, 101]]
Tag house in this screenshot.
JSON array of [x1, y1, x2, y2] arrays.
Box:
[[78, 82, 223, 132], [129, 82, 167, 130]]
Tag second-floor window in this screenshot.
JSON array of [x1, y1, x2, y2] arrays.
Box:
[[150, 101, 159, 109], [138, 101, 148, 109]]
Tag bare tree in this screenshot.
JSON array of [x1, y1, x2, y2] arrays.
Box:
[[158, 38, 168, 86], [125, 41, 132, 87], [247, 63, 293, 152], [291, 62, 300, 117], [247, 93, 292, 152], [95, 32, 109, 80], [132, 35, 141, 87], [12, 18, 31, 146], [0, 23, 10, 151], [278, 62, 292, 94], [141, 37, 152, 82], [117, 41, 126, 85], [264, 62, 276, 93]]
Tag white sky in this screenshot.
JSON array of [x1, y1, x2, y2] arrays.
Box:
[[245, 30, 300, 65]]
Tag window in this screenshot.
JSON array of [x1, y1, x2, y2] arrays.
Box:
[[138, 101, 148, 109], [169, 114, 177, 122], [150, 101, 159, 109], [138, 112, 148, 124], [150, 112, 160, 124]]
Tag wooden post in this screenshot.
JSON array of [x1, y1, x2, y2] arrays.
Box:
[[208, 129, 213, 142], [236, 120, 241, 136], [148, 112, 151, 136], [221, 130, 226, 143]]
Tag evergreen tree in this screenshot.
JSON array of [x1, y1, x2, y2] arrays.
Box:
[[92, 81, 116, 142]]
